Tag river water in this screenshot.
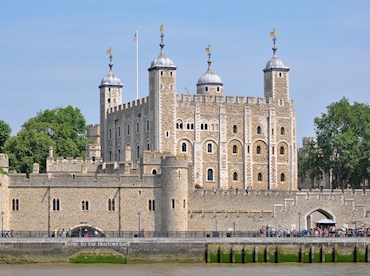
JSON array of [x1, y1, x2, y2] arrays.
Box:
[[0, 263, 368, 276]]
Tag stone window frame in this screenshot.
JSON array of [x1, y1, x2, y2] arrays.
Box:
[[117, 146, 122, 162], [257, 173, 263, 182], [206, 168, 214, 182], [108, 198, 115, 212], [12, 199, 19, 211], [233, 172, 238, 181], [181, 142, 187, 153], [257, 126, 262, 135], [280, 173, 285, 182], [171, 199, 175, 209], [232, 125, 238, 134], [52, 198, 60, 211], [232, 145, 238, 154], [280, 146, 285, 155], [81, 200, 89, 211], [207, 142, 213, 154], [280, 127, 285, 136], [152, 169, 157, 175], [256, 146, 261, 154], [149, 199, 156, 211]]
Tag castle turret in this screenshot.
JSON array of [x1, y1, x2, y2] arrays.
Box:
[[160, 155, 189, 232], [148, 25, 177, 154], [196, 45, 224, 96], [99, 49, 123, 162], [263, 29, 290, 103]]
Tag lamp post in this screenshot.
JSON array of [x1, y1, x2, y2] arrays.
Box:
[[298, 212, 301, 237], [1, 211, 4, 238], [138, 210, 141, 238]]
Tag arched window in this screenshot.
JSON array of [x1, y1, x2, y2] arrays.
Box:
[[205, 124, 208, 130], [152, 169, 157, 175], [191, 124, 194, 129], [258, 173, 263, 181], [207, 168, 214, 181], [280, 146, 285, 155], [109, 150, 112, 161], [233, 125, 238, 133], [207, 143, 212, 153], [147, 143, 150, 150], [256, 146, 261, 154], [118, 148, 121, 162], [233, 172, 238, 181], [181, 142, 187, 152], [257, 126, 261, 134], [137, 145, 140, 159], [187, 123, 190, 129], [280, 127, 285, 135], [232, 145, 237, 154], [280, 173, 285, 182]]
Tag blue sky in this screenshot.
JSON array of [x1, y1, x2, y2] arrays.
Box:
[[1, 0, 369, 147]]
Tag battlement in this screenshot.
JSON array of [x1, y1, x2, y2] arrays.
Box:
[[177, 94, 271, 106], [161, 154, 191, 168], [46, 156, 102, 173], [142, 150, 163, 164], [86, 124, 100, 136], [107, 96, 149, 114], [0, 153, 9, 169]]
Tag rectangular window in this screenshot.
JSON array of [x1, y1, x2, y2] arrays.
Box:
[[12, 199, 19, 211], [53, 199, 60, 211], [171, 199, 175, 209], [183, 199, 186, 208], [149, 200, 152, 211]]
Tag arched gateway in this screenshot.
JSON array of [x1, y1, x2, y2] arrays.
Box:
[[305, 208, 336, 230], [69, 225, 105, 237]]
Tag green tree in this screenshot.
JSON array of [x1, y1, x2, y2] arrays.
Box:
[[3, 106, 90, 173], [305, 98, 370, 190], [0, 120, 11, 150]]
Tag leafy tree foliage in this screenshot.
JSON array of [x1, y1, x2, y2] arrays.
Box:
[[3, 106, 90, 173], [0, 120, 11, 150], [304, 98, 370, 189]]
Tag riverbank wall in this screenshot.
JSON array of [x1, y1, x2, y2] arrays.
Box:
[[0, 238, 369, 264]]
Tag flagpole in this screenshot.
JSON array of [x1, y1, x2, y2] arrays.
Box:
[[136, 28, 139, 100]]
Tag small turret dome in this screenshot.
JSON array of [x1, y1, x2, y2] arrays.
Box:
[[101, 70, 122, 86], [197, 69, 223, 85], [150, 52, 176, 68], [265, 55, 288, 70]]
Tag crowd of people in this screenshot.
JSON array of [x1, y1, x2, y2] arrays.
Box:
[[259, 226, 370, 238]]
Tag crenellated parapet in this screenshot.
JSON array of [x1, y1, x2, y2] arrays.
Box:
[[46, 156, 102, 173], [176, 94, 278, 107], [107, 96, 149, 114], [0, 153, 9, 172]]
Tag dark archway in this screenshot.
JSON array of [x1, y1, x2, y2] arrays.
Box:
[[306, 209, 335, 230], [69, 225, 106, 237]]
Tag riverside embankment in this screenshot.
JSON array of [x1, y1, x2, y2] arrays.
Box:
[[0, 237, 369, 264]]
